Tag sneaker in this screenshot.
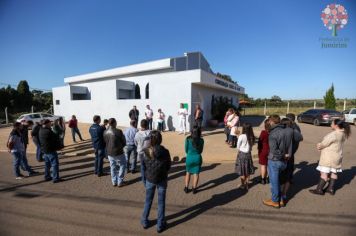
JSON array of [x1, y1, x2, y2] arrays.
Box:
[[15, 176, 24, 180], [113, 183, 117, 187], [263, 199, 280, 208], [280, 200, 286, 207], [53, 178, 63, 183]]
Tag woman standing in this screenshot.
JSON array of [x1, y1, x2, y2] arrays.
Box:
[[309, 119, 351, 195], [184, 126, 204, 194], [235, 123, 255, 190], [156, 109, 165, 132], [141, 131, 171, 233], [258, 119, 270, 184], [229, 110, 240, 148], [224, 108, 234, 143], [53, 119, 65, 149]]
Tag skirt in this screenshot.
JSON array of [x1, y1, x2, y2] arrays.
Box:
[[317, 165, 342, 174], [186, 154, 203, 174], [235, 151, 255, 176]]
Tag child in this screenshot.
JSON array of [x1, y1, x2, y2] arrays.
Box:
[[235, 123, 255, 190]]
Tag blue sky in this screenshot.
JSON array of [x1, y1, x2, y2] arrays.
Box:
[[0, 0, 355, 99]]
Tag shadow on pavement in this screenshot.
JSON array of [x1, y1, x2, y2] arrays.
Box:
[[197, 172, 238, 193]]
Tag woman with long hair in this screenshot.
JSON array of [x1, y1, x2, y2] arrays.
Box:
[[141, 131, 171, 233], [309, 119, 351, 195], [235, 123, 255, 190], [258, 119, 270, 184], [184, 126, 204, 194]]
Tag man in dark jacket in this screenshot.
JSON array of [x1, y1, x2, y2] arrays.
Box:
[[141, 130, 171, 233], [89, 115, 106, 177], [104, 118, 126, 187], [31, 121, 43, 162], [280, 117, 303, 206], [20, 120, 34, 171], [263, 115, 292, 208], [39, 119, 61, 183], [129, 106, 139, 127]]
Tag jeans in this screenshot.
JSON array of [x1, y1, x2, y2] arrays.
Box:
[[34, 140, 43, 162], [124, 145, 137, 171], [147, 118, 153, 130], [71, 127, 83, 142], [268, 159, 287, 202], [141, 180, 167, 230], [94, 148, 106, 175], [44, 152, 60, 182], [20, 148, 32, 172], [108, 154, 126, 185], [138, 152, 146, 186], [157, 122, 164, 132], [12, 152, 31, 177]]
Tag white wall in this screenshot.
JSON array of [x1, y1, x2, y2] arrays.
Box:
[[53, 69, 200, 130]]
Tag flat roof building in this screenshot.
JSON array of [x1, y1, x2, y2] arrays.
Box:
[[53, 52, 245, 130]]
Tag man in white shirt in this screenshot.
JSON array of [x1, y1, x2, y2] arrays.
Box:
[[145, 105, 154, 130], [178, 103, 188, 135]]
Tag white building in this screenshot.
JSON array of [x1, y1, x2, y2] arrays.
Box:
[[53, 52, 245, 130]]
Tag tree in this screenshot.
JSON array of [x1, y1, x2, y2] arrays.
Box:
[[324, 84, 336, 110], [17, 80, 33, 110], [321, 4, 348, 37], [270, 95, 282, 103]]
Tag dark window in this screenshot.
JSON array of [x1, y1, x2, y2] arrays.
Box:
[[145, 83, 149, 99], [30, 114, 41, 119], [135, 84, 141, 99], [72, 93, 89, 100], [56, 100, 60, 105], [351, 109, 356, 114]]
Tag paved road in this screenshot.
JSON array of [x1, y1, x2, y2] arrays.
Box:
[[0, 124, 355, 236]]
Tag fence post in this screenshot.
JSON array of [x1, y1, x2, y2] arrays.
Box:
[[343, 99, 346, 111], [287, 102, 290, 114], [5, 107, 8, 124], [314, 101, 316, 109], [264, 101, 267, 116], [31, 105, 34, 113]]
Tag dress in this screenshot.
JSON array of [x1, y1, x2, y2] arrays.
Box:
[[185, 138, 204, 174], [257, 130, 269, 165], [235, 134, 255, 176]]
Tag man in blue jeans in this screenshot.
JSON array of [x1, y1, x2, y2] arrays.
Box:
[[31, 121, 44, 162], [124, 120, 138, 173], [39, 119, 61, 183], [263, 115, 292, 208], [89, 115, 106, 177]]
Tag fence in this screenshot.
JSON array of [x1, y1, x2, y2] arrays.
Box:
[[241, 101, 353, 116], [0, 105, 53, 125]]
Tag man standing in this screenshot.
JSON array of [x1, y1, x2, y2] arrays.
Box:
[[39, 119, 61, 183], [194, 104, 204, 129], [129, 106, 140, 127], [68, 115, 84, 142], [135, 119, 151, 185], [124, 120, 138, 173], [20, 120, 34, 171], [104, 118, 127, 187], [178, 103, 188, 135], [145, 105, 154, 130], [31, 121, 43, 162], [7, 122, 37, 179], [89, 115, 106, 177], [263, 115, 291, 208]]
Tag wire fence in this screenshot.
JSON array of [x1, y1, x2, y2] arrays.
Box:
[[0, 105, 53, 124]]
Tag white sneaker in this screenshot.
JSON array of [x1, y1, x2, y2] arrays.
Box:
[[16, 176, 24, 180]]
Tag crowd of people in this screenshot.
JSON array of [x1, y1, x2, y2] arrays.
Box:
[[5, 104, 351, 233]]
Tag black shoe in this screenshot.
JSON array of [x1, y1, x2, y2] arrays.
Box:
[[28, 171, 39, 177], [192, 188, 197, 194], [325, 178, 336, 195], [53, 178, 63, 183], [131, 170, 137, 174], [157, 223, 167, 233], [309, 178, 327, 195], [184, 186, 189, 194], [45, 177, 52, 181], [260, 178, 266, 185], [266, 177, 270, 184]]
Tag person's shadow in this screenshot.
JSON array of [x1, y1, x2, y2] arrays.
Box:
[[196, 173, 238, 193], [166, 187, 249, 228], [335, 166, 356, 192], [288, 161, 319, 200]]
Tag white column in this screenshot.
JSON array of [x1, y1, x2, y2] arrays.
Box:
[[314, 101, 316, 109], [264, 101, 267, 116], [343, 99, 346, 111], [31, 105, 34, 113], [287, 102, 290, 114]]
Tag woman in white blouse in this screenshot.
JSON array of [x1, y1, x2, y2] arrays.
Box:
[[235, 123, 255, 190]]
